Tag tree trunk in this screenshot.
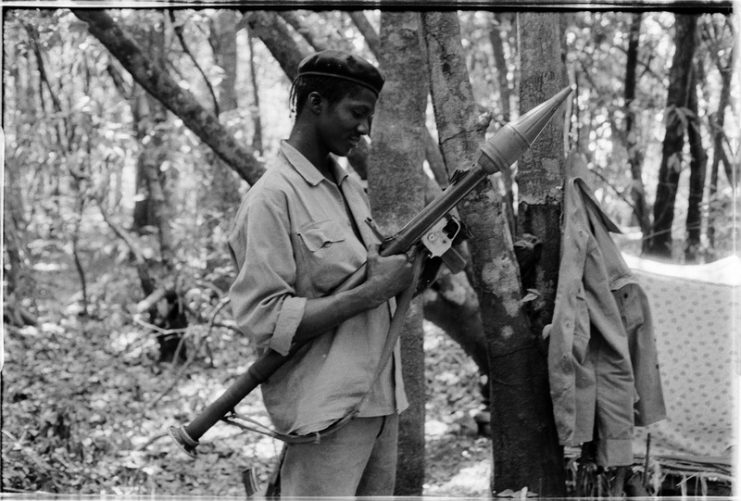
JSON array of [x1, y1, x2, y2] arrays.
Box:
[[707, 43, 734, 249], [489, 14, 513, 123], [646, 14, 698, 258], [73, 8, 264, 185], [210, 10, 239, 111], [684, 69, 707, 262], [624, 13, 652, 241], [247, 30, 264, 156], [423, 11, 563, 495], [489, 13, 517, 234], [512, 12, 568, 496], [422, 270, 487, 373], [367, 12, 428, 495], [207, 10, 242, 225]]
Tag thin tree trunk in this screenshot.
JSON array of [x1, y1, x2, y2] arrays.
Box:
[[489, 13, 516, 234], [707, 43, 734, 248], [210, 10, 239, 111], [207, 10, 242, 223], [368, 12, 428, 495], [73, 8, 264, 184], [624, 13, 651, 242], [512, 11, 568, 496], [489, 14, 512, 123], [684, 69, 707, 262], [646, 14, 698, 258], [247, 31, 264, 156]]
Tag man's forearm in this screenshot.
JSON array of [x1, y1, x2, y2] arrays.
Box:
[[292, 283, 385, 346]]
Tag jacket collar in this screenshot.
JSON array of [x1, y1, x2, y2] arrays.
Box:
[[280, 140, 349, 187], [572, 177, 622, 233]]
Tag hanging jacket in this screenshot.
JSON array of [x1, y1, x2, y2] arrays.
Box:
[[545, 176, 666, 466]]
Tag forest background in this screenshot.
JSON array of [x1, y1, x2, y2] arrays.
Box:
[[1, 3, 739, 497]]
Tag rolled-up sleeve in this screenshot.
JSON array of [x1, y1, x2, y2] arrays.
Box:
[[228, 188, 306, 356]]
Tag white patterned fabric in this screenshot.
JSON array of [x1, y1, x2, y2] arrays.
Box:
[[625, 254, 740, 460]]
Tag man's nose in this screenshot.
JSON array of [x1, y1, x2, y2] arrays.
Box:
[[358, 117, 372, 135]]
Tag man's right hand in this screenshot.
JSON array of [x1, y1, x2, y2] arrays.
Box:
[[363, 244, 415, 306]]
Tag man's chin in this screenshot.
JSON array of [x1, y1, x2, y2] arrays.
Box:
[[334, 145, 355, 157]]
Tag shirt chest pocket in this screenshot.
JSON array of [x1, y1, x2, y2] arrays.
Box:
[[296, 221, 358, 294]]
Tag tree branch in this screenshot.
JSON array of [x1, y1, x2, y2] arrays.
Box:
[[72, 8, 264, 184], [348, 12, 381, 58], [278, 11, 327, 52], [168, 10, 220, 116]]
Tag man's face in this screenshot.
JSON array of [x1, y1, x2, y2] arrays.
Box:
[[317, 87, 377, 157]]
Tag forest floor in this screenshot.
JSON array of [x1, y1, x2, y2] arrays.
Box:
[[2, 246, 492, 496]]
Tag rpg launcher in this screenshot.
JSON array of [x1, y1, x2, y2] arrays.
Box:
[[170, 86, 573, 456]]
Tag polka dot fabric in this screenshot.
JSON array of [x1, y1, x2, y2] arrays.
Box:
[[624, 254, 740, 460]]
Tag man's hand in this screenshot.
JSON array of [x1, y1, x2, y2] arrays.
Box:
[[363, 244, 415, 306]]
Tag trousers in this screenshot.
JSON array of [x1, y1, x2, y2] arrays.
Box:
[[279, 413, 399, 496]]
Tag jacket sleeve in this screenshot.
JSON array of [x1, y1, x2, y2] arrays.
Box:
[[228, 189, 306, 356], [614, 282, 667, 426]]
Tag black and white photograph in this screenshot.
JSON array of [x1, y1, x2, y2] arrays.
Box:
[[1, 1, 739, 497]]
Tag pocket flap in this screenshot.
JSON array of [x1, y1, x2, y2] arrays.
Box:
[[298, 222, 346, 252]]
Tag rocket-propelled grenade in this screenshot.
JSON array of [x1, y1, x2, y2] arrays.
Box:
[[169, 86, 572, 457], [384, 85, 573, 256]]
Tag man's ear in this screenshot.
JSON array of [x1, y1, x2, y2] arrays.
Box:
[[307, 91, 323, 115]]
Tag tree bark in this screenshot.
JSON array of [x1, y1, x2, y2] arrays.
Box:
[[512, 12, 568, 496], [423, 11, 562, 495], [646, 14, 698, 258], [72, 8, 264, 185], [684, 69, 707, 262], [367, 12, 428, 495], [624, 13, 652, 242], [344, 11, 447, 186]]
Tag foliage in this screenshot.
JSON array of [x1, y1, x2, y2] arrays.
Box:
[[2, 245, 488, 494]]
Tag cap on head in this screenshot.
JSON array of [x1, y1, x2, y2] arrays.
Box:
[[297, 50, 384, 96]]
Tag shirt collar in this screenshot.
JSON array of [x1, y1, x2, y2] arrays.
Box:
[[280, 140, 349, 187]]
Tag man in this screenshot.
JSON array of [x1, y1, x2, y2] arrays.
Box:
[[228, 50, 413, 496]]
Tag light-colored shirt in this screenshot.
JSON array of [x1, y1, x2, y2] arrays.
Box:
[[228, 141, 408, 435]]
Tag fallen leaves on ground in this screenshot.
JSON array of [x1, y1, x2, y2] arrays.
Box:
[[2, 255, 490, 495]]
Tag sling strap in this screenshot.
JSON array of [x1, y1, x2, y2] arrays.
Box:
[[223, 247, 426, 444]]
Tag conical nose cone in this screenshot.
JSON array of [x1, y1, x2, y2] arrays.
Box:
[[511, 86, 573, 146], [477, 86, 573, 174]]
